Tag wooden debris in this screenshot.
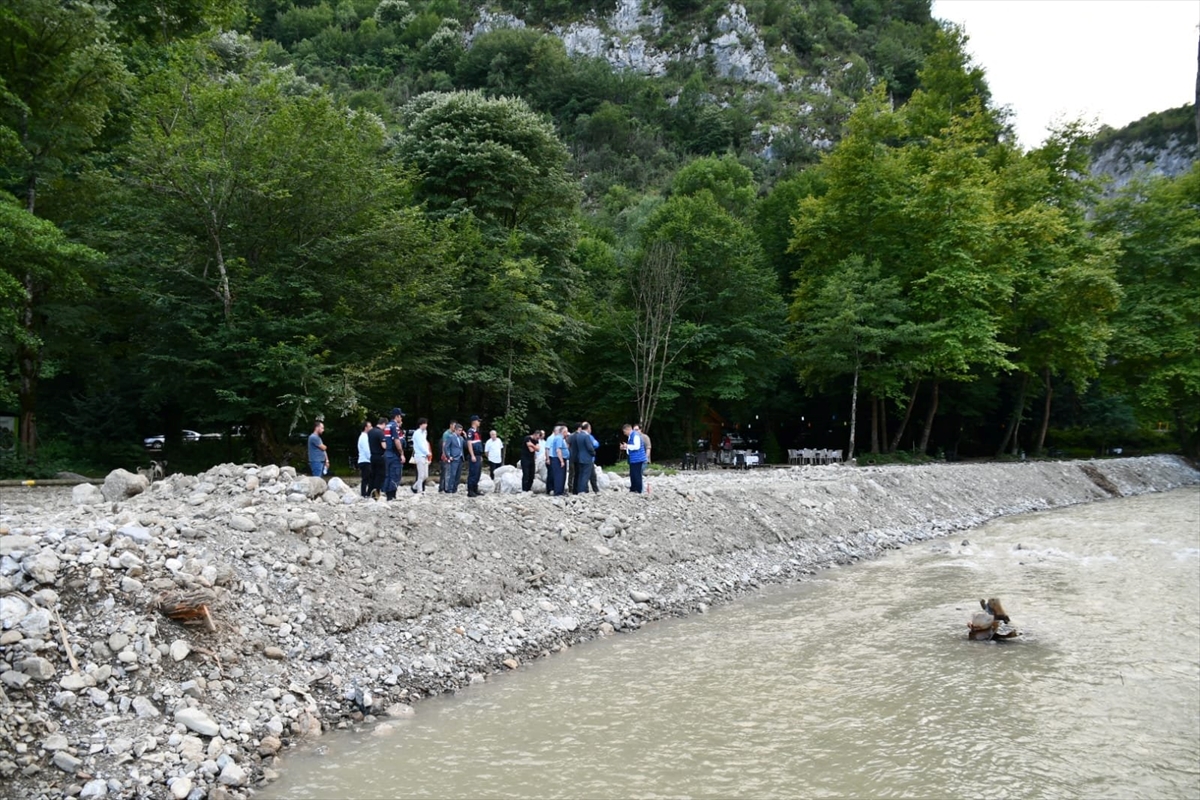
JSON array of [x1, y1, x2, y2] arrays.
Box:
[[155, 589, 218, 632]]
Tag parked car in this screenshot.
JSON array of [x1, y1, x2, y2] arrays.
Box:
[[143, 430, 205, 449]]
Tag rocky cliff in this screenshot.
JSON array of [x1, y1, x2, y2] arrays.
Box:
[[1091, 103, 1198, 190]]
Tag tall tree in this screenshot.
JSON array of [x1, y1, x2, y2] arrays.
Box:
[[112, 40, 439, 459], [789, 255, 913, 460], [0, 0, 127, 455], [1095, 164, 1200, 457]]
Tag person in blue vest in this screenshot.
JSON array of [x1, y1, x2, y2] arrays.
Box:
[[383, 407, 407, 500], [465, 415, 485, 497], [621, 422, 647, 493]]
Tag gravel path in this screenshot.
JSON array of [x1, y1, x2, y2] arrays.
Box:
[[1, 455, 1196, 799]]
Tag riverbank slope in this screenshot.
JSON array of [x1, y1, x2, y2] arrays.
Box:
[[1, 456, 1196, 799]]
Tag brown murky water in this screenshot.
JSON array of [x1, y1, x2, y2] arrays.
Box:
[[264, 488, 1200, 799]]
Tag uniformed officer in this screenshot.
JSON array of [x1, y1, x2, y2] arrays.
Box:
[[383, 407, 407, 500], [466, 415, 485, 497]]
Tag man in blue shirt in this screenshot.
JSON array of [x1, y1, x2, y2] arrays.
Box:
[[545, 424, 569, 495], [307, 421, 328, 478], [621, 422, 647, 493]]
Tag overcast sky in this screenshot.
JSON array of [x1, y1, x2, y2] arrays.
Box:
[[931, 0, 1199, 148]]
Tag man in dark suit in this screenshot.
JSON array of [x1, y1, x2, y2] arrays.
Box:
[[570, 421, 596, 494]]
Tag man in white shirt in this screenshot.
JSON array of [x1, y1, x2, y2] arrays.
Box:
[[411, 417, 432, 493], [484, 429, 504, 479], [356, 420, 373, 497]]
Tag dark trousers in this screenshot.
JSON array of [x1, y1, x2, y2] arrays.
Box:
[[384, 455, 402, 498], [629, 460, 645, 493], [370, 458, 385, 495], [568, 458, 578, 494], [358, 461, 373, 496], [521, 459, 535, 491], [488, 460, 501, 479], [467, 456, 482, 495], [575, 462, 593, 494], [548, 459, 566, 495], [444, 458, 462, 492]]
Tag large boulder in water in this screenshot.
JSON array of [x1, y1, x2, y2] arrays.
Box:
[[101, 469, 149, 502]]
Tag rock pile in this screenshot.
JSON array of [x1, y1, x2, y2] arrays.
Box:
[[1, 456, 1196, 798]]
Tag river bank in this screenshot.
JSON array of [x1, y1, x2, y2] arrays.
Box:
[[1, 456, 1197, 799]]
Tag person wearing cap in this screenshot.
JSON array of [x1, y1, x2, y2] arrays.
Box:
[[411, 417, 431, 493], [383, 407, 408, 500], [466, 415, 485, 497]]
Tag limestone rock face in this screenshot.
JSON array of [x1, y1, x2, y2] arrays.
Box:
[[101, 468, 149, 502]]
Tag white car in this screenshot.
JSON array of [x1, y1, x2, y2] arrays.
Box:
[[143, 430, 203, 449]]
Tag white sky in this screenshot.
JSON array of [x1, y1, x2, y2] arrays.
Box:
[[931, 0, 1199, 148]]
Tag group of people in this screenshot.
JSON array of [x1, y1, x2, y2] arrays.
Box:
[[310, 410, 652, 500]]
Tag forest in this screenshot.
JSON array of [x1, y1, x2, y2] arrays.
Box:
[[1, 0, 1197, 476]]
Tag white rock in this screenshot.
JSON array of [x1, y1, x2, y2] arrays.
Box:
[[168, 777, 193, 800], [18, 606, 51, 637], [218, 761, 247, 786], [228, 515, 257, 532], [326, 476, 348, 493], [132, 695, 160, 718], [72, 483, 104, 505], [80, 778, 108, 798], [101, 468, 149, 502], [22, 547, 60, 584], [630, 589, 653, 603], [1, 594, 30, 629], [175, 706, 220, 736], [170, 640, 191, 662]]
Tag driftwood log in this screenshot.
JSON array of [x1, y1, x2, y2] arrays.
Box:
[[155, 589, 217, 632]]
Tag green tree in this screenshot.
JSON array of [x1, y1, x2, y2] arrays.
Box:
[[111, 42, 440, 459], [396, 90, 580, 270], [991, 125, 1121, 456], [790, 255, 913, 459], [1096, 165, 1200, 456], [0, 0, 127, 454]]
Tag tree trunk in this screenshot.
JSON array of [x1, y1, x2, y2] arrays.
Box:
[[880, 396, 889, 453], [847, 364, 859, 461], [1035, 368, 1053, 456], [996, 372, 1030, 456], [889, 380, 920, 453], [19, 174, 39, 459], [870, 396, 880, 454], [918, 381, 939, 454]]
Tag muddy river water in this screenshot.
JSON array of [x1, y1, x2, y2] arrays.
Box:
[[263, 488, 1200, 799]]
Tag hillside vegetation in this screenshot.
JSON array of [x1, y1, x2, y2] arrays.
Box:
[[1, 0, 1197, 478]]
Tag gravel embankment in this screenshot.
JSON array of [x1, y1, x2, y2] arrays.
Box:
[[1, 455, 1196, 799]]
